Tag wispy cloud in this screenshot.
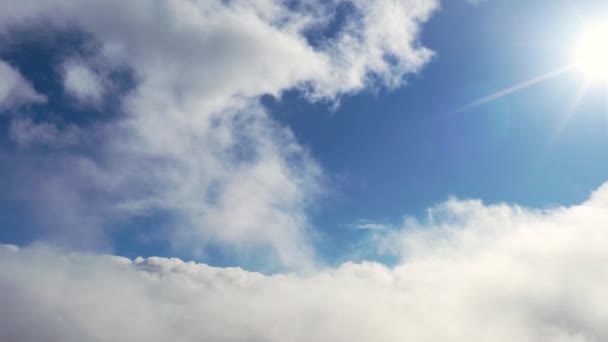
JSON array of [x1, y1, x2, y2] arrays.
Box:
[[350, 220, 392, 231], [9, 118, 81, 149], [0, 60, 46, 111]]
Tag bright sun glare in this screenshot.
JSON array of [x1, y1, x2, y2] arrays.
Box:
[[576, 21, 608, 82]]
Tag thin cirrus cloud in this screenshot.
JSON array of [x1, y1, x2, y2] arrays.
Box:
[[2, 183, 608, 341], [0, 0, 439, 267]]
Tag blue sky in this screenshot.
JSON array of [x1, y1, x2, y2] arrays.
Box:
[[1, 0, 608, 269], [5, 1, 608, 341], [268, 0, 608, 262]]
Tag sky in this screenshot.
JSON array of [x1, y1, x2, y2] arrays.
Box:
[[3, 0, 608, 341]]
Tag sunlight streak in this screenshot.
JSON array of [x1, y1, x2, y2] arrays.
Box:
[[453, 65, 576, 114], [548, 80, 591, 145]]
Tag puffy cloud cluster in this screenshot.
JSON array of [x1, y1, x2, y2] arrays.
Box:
[[3, 183, 608, 341], [0, 0, 437, 100], [0, 0, 439, 267]]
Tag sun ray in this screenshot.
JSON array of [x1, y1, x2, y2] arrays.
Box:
[[548, 80, 591, 145], [452, 65, 575, 114]]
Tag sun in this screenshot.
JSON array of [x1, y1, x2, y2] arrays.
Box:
[[575, 21, 608, 82]]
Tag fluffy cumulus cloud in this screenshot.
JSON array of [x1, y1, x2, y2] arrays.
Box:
[[0, 0, 439, 267], [0, 60, 46, 111], [62, 59, 105, 104], [3, 184, 608, 341]]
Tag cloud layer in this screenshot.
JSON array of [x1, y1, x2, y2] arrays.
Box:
[[3, 183, 608, 341], [0, 0, 438, 267]]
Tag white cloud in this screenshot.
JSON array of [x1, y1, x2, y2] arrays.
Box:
[[0, 0, 438, 267], [378, 185, 608, 262], [62, 59, 105, 104], [3, 183, 608, 341], [0, 60, 46, 111], [308, 0, 437, 99]]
